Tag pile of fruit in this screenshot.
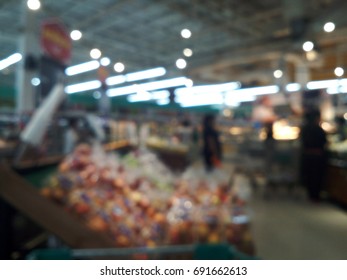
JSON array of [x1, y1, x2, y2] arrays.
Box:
[[42, 144, 247, 248]]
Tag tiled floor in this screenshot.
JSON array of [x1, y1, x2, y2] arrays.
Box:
[[249, 188, 347, 260]]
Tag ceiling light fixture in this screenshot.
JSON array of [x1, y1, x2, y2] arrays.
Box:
[[286, 83, 301, 92], [90, 48, 102, 59], [306, 79, 347, 90], [100, 57, 111, 66], [181, 29, 192, 39], [0, 53, 22, 71], [31, 77, 41, 86], [105, 75, 126, 86], [65, 80, 101, 94], [183, 48, 193, 57], [176, 58, 187, 69], [107, 77, 189, 97], [273, 70, 283, 79], [70, 30, 82, 41], [334, 67, 344, 77], [156, 98, 170, 106], [324, 22, 335, 32], [303, 41, 314, 52], [125, 67, 166, 82], [27, 0, 41, 10], [114, 62, 125, 73], [175, 82, 240, 96], [65, 60, 100, 76]]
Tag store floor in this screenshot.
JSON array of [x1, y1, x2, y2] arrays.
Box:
[[249, 188, 347, 260]]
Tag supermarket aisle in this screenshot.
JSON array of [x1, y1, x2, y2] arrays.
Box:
[[249, 190, 347, 259]]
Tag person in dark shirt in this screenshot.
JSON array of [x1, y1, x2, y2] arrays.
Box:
[[202, 114, 222, 171], [300, 111, 327, 202]]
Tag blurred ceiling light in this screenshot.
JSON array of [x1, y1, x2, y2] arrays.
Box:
[[175, 82, 240, 96], [327, 86, 347, 94], [324, 22, 335, 32], [273, 69, 283, 79], [126, 67, 166, 82], [183, 48, 193, 57], [306, 50, 318, 61], [100, 57, 111, 66], [65, 80, 101, 94], [90, 48, 102, 59], [231, 85, 279, 96], [27, 0, 41, 10], [306, 79, 347, 90], [31, 77, 41, 86], [107, 77, 189, 97], [127, 91, 152, 102], [185, 79, 194, 87], [114, 62, 125, 73], [151, 90, 170, 99], [344, 113, 347, 120], [225, 95, 256, 105], [93, 91, 101, 99], [286, 83, 301, 92], [65, 60, 100, 76], [321, 121, 334, 132], [334, 67, 344, 77], [176, 58, 187, 69], [105, 75, 126, 86], [181, 29, 192, 39], [302, 41, 314, 52], [0, 53, 22, 71], [70, 30, 82, 41], [156, 98, 170, 106]]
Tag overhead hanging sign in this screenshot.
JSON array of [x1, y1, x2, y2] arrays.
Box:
[[40, 19, 72, 65]]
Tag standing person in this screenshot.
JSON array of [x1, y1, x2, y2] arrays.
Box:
[[63, 118, 79, 155], [299, 111, 327, 202], [202, 114, 222, 172]]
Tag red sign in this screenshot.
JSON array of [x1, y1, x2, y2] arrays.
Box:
[[40, 20, 72, 64]]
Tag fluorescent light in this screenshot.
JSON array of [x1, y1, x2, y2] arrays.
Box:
[[178, 92, 224, 107], [286, 83, 301, 92], [0, 53, 22, 71], [335, 67, 344, 77], [183, 48, 193, 57], [105, 75, 126, 86], [274, 69, 283, 79], [306, 79, 343, 90], [107, 77, 189, 97], [65, 60, 100, 76], [31, 77, 41, 86], [185, 79, 194, 87], [327, 86, 347, 94], [127, 91, 151, 102], [126, 67, 166, 82], [176, 58, 187, 69], [324, 22, 335, 32], [181, 29, 192, 39], [303, 41, 314, 52], [151, 90, 170, 99], [225, 95, 256, 105], [156, 98, 170, 106], [65, 80, 101, 94], [100, 57, 111, 66], [228, 85, 279, 96], [90, 48, 101, 59], [27, 0, 40, 10], [114, 62, 125, 73], [70, 30, 82, 41], [128, 90, 170, 102], [175, 82, 240, 96]]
